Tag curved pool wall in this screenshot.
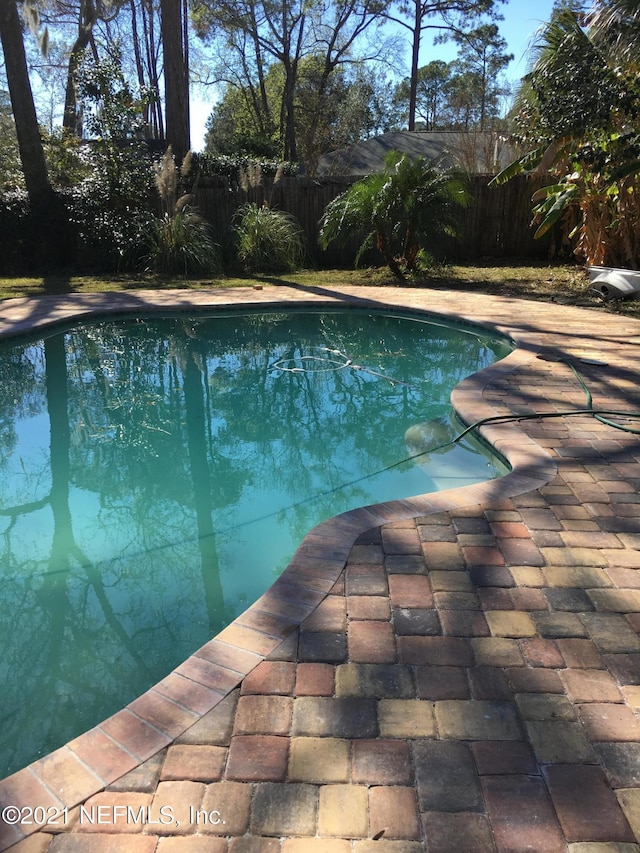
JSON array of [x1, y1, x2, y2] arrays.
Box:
[[0, 287, 557, 851]]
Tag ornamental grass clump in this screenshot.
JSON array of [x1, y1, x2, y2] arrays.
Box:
[[144, 148, 221, 275], [234, 202, 305, 273], [232, 162, 306, 273]]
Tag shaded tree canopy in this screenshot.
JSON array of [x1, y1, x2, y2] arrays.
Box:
[[204, 57, 401, 168], [397, 59, 452, 130], [191, 0, 393, 161]]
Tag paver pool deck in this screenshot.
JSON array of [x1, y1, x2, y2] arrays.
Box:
[[2, 283, 640, 852]]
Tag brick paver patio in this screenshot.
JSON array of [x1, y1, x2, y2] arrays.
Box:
[[2, 284, 640, 852]]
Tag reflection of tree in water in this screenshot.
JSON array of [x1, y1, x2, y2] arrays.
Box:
[[183, 338, 225, 633], [1, 336, 161, 774], [0, 328, 237, 775], [0, 310, 507, 775]]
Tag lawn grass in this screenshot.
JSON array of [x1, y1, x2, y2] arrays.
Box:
[[0, 261, 637, 315]]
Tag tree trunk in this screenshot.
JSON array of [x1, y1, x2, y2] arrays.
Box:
[[281, 67, 297, 161], [129, 0, 150, 132], [408, 0, 421, 132], [63, 0, 97, 135], [0, 0, 75, 270], [183, 345, 225, 632], [250, 8, 272, 136], [376, 230, 404, 278], [160, 0, 190, 161], [0, 0, 51, 203], [142, 0, 164, 138]]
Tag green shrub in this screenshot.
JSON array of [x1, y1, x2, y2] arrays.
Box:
[[55, 136, 156, 272], [194, 153, 297, 184], [0, 190, 29, 271], [65, 181, 155, 272], [0, 189, 76, 273], [42, 129, 90, 189], [234, 202, 305, 273], [0, 115, 23, 194]]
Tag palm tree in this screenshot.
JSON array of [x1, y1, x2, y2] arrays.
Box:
[[319, 151, 469, 278], [491, 5, 640, 268], [589, 0, 640, 63]]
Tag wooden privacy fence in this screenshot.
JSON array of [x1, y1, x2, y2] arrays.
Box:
[[193, 173, 555, 268]]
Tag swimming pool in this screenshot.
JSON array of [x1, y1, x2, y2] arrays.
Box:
[[0, 307, 511, 775]]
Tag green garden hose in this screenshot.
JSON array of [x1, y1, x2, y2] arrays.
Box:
[[413, 355, 640, 467]]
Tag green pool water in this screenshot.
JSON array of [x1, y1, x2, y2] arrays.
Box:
[[0, 308, 511, 776]]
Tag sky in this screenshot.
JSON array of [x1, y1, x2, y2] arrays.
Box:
[[189, 0, 558, 149], [487, 0, 557, 75]]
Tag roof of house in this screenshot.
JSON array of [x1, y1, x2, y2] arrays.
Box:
[[316, 130, 514, 176]]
